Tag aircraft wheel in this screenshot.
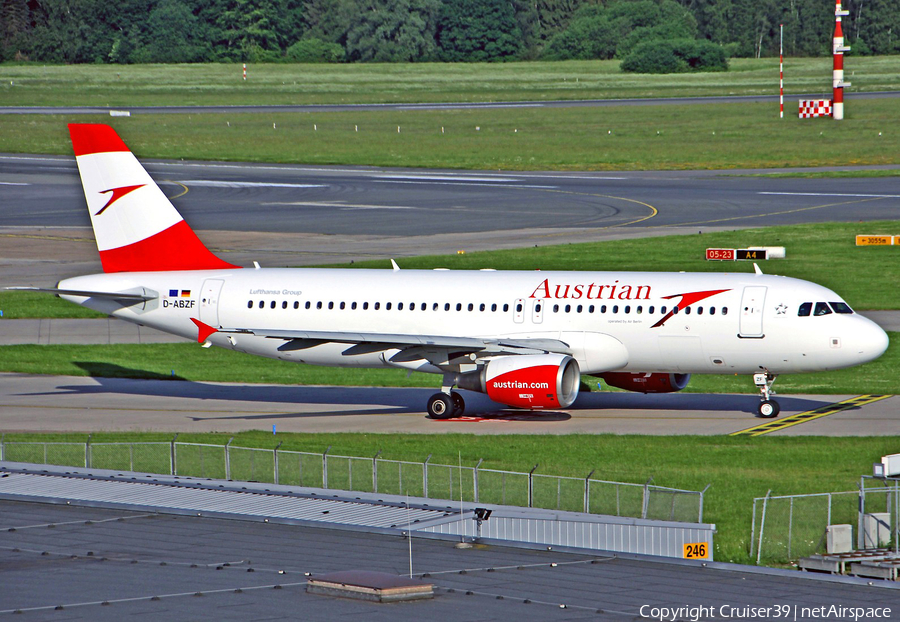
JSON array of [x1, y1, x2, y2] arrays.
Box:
[[758, 399, 780, 418], [427, 393, 455, 419], [451, 392, 466, 416]]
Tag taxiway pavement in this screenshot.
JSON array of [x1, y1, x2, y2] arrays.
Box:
[[1, 373, 896, 436]]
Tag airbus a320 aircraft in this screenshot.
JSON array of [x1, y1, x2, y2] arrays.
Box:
[[13, 124, 889, 419]]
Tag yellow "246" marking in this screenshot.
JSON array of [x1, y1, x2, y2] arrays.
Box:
[[683, 542, 708, 559]]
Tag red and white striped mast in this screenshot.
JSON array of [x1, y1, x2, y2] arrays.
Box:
[[832, 0, 850, 120], [779, 24, 784, 119]]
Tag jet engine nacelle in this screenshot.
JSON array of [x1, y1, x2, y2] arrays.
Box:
[[599, 372, 690, 393], [457, 353, 580, 409]]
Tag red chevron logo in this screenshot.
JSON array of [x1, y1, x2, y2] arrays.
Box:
[[651, 289, 731, 328], [94, 184, 145, 216]]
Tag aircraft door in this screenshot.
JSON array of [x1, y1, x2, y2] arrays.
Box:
[[513, 298, 525, 324], [199, 279, 225, 326], [739, 286, 766, 338]]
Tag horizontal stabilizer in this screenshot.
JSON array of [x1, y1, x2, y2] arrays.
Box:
[[5, 286, 155, 302]]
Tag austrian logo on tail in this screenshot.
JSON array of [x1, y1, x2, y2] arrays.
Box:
[[95, 184, 146, 216]]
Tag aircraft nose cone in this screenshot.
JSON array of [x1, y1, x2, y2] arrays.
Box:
[[856, 318, 889, 363]]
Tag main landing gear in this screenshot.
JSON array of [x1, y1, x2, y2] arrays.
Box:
[[427, 391, 466, 419], [753, 371, 780, 418]]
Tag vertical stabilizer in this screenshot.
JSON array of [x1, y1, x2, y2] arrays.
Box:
[[69, 123, 238, 273]]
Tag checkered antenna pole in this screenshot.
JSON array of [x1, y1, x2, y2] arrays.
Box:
[[833, 0, 851, 120], [779, 24, 784, 119]]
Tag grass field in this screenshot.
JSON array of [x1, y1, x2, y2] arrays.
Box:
[[2, 97, 899, 170], [2, 58, 900, 107], [2, 430, 896, 564]]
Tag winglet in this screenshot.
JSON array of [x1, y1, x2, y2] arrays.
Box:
[[754, 263, 763, 275], [191, 318, 218, 343], [390, 259, 400, 271]]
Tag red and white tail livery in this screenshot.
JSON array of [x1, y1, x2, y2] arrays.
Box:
[[70, 124, 236, 273], [11, 124, 889, 420]]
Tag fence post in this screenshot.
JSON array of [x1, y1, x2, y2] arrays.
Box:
[[528, 464, 539, 508], [474, 459, 483, 503], [584, 470, 595, 514], [750, 498, 758, 559], [323, 445, 331, 488], [788, 496, 794, 559], [423, 454, 432, 498], [858, 477, 865, 550], [642, 477, 654, 520], [170, 434, 178, 475], [756, 489, 772, 565], [274, 441, 282, 485], [373, 450, 381, 493], [225, 437, 234, 480], [85, 434, 92, 468], [699, 484, 710, 523]]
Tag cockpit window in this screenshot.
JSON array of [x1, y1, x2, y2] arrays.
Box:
[[798, 302, 812, 317], [814, 302, 832, 316], [830, 301, 853, 314]]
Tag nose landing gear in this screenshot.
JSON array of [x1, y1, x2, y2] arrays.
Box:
[[754, 371, 780, 418]]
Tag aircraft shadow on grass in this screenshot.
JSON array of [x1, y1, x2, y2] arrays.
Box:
[[30, 362, 834, 421]]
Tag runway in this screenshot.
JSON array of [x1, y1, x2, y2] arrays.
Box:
[[1, 90, 899, 115], [1, 154, 898, 285], [1, 373, 896, 436]]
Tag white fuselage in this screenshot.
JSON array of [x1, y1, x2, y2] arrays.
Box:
[[58, 267, 889, 377]]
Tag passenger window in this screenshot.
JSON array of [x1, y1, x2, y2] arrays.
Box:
[[386, 302, 392, 310], [553, 304, 560, 313], [317, 301, 323, 309], [468, 303, 474, 311], [456, 303, 462, 311], [294, 301, 299, 309], [351, 302, 357, 310], [649, 306, 655, 314], [247, 301, 253, 309], [305, 301, 311, 309], [576, 304, 583, 313], [798, 302, 812, 317], [565, 304, 571, 313], [375, 302, 380, 310], [624, 305, 630, 314], [722, 307, 728, 316], [363, 302, 369, 310], [673, 306, 679, 314], [328, 302, 334, 310], [398, 302, 404, 310], [340, 302, 345, 310], [480, 303, 486, 311], [612, 305, 619, 314], [636, 306, 642, 314], [660, 306, 667, 315], [421, 303, 427, 311], [710, 307, 715, 316], [282, 301, 288, 309], [535, 303, 542, 312], [270, 301, 276, 309], [444, 303, 450, 311], [684, 307, 691, 315], [491, 303, 497, 312], [830, 301, 853, 314], [697, 307, 703, 315], [503, 304, 509, 312], [588, 305, 595, 313], [814, 302, 832, 316], [601, 305, 607, 313]]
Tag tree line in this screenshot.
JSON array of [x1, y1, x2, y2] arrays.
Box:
[[1, 0, 897, 65]]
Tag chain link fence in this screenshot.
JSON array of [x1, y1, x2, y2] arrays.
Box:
[[751, 478, 900, 565], [0, 436, 706, 523]]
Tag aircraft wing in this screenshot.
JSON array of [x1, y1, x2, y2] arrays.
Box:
[[218, 327, 571, 357]]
